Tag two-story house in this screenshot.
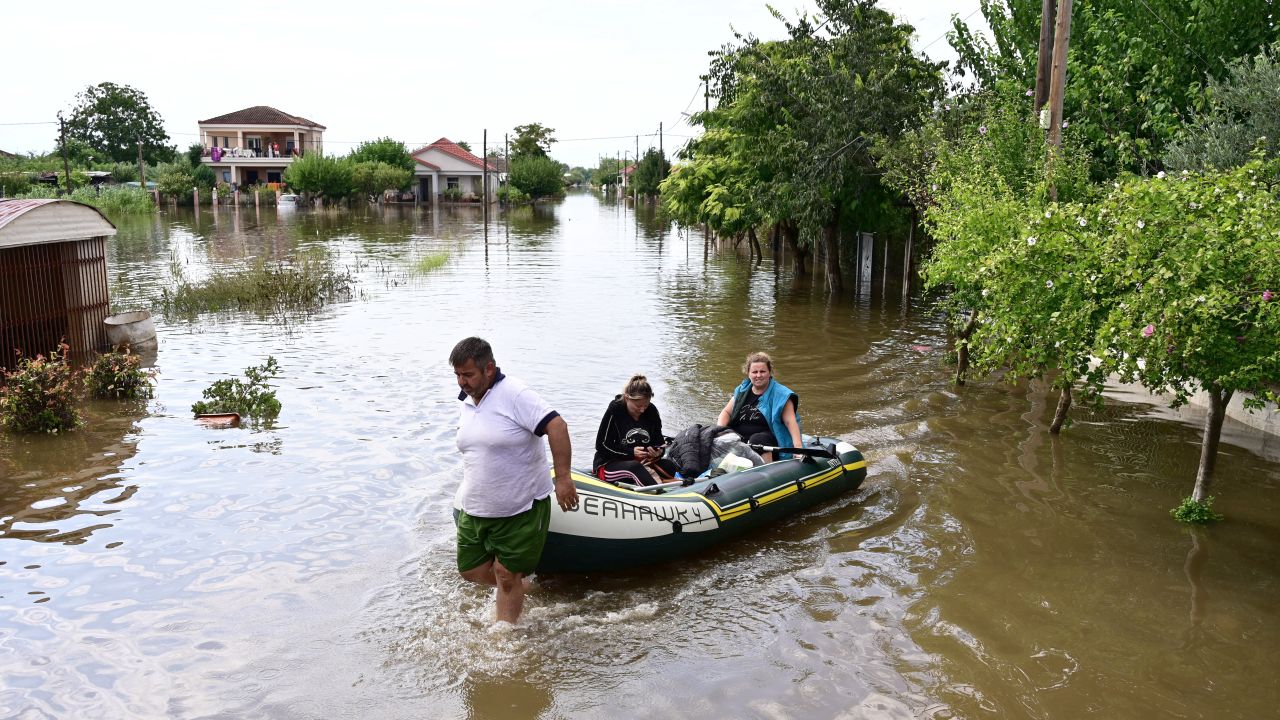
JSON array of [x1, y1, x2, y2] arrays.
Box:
[[198, 106, 325, 187]]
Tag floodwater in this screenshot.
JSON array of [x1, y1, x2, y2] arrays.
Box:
[[2, 191, 1278, 719]]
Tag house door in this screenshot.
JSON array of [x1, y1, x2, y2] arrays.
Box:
[[418, 177, 432, 200]]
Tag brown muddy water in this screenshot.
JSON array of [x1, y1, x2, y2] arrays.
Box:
[[1, 191, 1277, 719]]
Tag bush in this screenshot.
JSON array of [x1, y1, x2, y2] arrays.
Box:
[[1171, 496, 1225, 524], [1, 171, 32, 197], [156, 249, 352, 316], [0, 344, 83, 433], [509, 156, 565, 199], [70, 185, 155, 215], [442, 186, 464, 201], [109, 162, 139, 184], [192, 163, 216, 189], [191, 357, 282, 422], [497, 185, 529, 204], [85, 348, 156, 399]]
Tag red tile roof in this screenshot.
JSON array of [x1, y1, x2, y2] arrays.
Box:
[[199, 106, 326, 129], [411, 138, 498, 171]]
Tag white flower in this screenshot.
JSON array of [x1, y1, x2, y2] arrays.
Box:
[[1045, 280, 1054, 289], [1027, 236, 1038, 246], [1061, 120, 1069, 129], [1044, 210, 1053, 219], [1189, 202, 1199, 209], [1197, 295, 1206, 303], [1156, 171, 1167, 179], [931, 184, 938, 192], [1078, 217, 1087, 227], [982, 288, 989, 297], [1238, 191, 1246, 200], [1026, 89, 1034, 97], [1137, 220, 1146, 229]]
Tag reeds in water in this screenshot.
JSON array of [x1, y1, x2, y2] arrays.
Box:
[[158, 250, 353, 317]]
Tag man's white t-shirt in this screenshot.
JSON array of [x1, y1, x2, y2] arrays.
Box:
[[455, 372, 559, 518]]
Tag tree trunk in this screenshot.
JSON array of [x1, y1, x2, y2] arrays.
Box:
[[955, 311, 978, 386], [1049, 383, 1072, 434], [783, 222, 808, 275], [1192, 386, 1232, 502], [771, 223, 781, 259], [822, 221, 843, 292], [747, 226, 763, 267]]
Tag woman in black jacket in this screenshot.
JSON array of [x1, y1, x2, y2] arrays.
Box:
[[592, 375, 680, 486]]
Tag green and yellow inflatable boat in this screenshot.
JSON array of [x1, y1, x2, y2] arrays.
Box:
[[536, 438, 867, 574]]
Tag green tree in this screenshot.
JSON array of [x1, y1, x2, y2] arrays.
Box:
[[631, 149, 669, 197], [592, 156, 626, 186], [154, 162, 195, 199], [509, 156, 564, 199], [1165, 42, 1280, 172], [349, 137, 415, 173], [951, 0, 1280, 179], [1091, 160, 1280, 513], [511, 123, 556, 159], [351, 161, 412, 201], [283, 153, 355, 203], [64, 82, 174, 164]]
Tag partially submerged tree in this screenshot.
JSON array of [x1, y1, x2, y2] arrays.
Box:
[[348, 137, 415, 174], [631, 149, 669, 197], [283, 153, 355, 203], [509, 156, 564, 200], [1092, 160, 1280, 513]]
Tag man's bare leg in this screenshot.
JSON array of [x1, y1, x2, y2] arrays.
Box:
[[493, 558, 526, 624]]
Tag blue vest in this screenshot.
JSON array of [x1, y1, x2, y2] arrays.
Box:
[[731, 378, 802, 456]]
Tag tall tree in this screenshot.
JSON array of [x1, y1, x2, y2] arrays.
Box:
[[64, 82, 173, 164], [510, 123, 556, 159], [631, 149, 669, 197]]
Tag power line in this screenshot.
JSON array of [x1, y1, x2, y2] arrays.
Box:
[[1133, 0, 1222, 75], [0, 121, 58, 126], [921, 7, 977, 52]]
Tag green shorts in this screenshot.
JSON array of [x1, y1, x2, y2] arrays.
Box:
[[455, 497, 551, 575]]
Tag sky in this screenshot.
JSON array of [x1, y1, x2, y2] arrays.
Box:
[[2, 0, 988, 169]]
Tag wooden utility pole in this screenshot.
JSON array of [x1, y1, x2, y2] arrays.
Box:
[[634, 134, 639, 202], [136, 134, 147, 192], [1046, 0, 1073, 150], [1045, 0, 1075, 434], [57, 113, 73, 194], [504, 133, 509, 204], [1034, 0, 1057, 112], [483, 128, 488, 223], [658, 122, 664, 183]]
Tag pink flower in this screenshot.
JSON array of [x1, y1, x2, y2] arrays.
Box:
[[1264, 290, 1274, 302], [979, 125, 988, 135], [1142, 324, 1155, 338], [1025, 89, 1034, 97]]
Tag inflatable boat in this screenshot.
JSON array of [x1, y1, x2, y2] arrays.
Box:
[[535, 438, 866, 574]]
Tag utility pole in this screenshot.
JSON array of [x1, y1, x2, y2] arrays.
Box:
[[483, 128, 488, 224], [1034, 0, 1057, 113], [504, 132, 509, 203], [1045, 0, 1073, 152], [136, 134, 147, 192], [634, 134, 639, 203], [57, 112, 73, 194], [658, 122, 664, 183]]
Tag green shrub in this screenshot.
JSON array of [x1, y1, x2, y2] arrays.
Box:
[[17, 184, 59, 199], [70, 186, 155, 215], [85, 348, 156, 399], [442, 186, 464, 202], [1171, 496, 1225, 524], [109, 163, 139, 183], [0, 344, 83, 433], [496, 185, 529, 204], [1, 171, 32, 197], [191, 357, 282, 422], [157, 250, 352, 316]]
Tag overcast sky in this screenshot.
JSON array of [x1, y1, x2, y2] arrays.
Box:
[[3, 0, 987, 168]]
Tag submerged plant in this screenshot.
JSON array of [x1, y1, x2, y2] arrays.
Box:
[[191, 357, 282, 423], [1171, 496, 1225, 524], [157, 250, 352, 317], [85, 347, 156, 400], [414, 251, 450, 274], [0, 344, 83, 433]]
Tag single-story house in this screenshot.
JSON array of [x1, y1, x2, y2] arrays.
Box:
[[411, 138, 501, 202]]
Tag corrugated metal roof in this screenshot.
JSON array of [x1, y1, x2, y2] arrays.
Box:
[[0, 199, 117, 248], [199, 106, 326, 129], [0, 199, 59, 231]]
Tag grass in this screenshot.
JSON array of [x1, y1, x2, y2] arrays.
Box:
[[157, 250, 353, 317], [414, 251, 450, 274]]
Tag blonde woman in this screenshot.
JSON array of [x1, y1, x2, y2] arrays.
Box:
[[716, 352, 802, 461]]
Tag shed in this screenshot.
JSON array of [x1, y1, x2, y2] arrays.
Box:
[[0, 199, 116, 370]]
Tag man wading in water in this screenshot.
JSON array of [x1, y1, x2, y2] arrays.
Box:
[[451, 337, 577, 623]]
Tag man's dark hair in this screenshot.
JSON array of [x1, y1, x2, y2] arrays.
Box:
[[450, 336, 494, 369]]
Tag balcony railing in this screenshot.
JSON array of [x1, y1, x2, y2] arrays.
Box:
[[202, 146, 305, 161]]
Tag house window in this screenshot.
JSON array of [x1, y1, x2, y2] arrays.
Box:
[[222, 171, 231, 182], [446, 177, 460, 190], [247, 136, 262, 153], [222, 137, 230, 148], [209, 136, 218, 148]]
